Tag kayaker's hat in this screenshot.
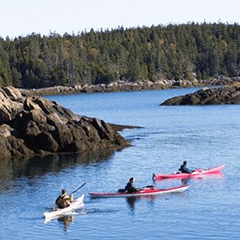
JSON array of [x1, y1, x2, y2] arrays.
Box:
[[62, 189, 66, 194], [129, 178, 135, 183]]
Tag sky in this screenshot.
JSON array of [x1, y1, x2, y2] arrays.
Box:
[[1, 0, 240, 39]]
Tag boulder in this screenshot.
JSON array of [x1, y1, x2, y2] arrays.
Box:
[[0, 124, 14, 137], [2, 86, 23, 101], [0, 135, 12, 158], [0, 89, 23, 124], [35, 131, 59, 152]]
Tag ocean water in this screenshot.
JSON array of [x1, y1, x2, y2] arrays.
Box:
[[0, 88, 239, 239]]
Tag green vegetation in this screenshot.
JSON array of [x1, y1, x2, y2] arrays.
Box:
[[0, 22, 240, 88]]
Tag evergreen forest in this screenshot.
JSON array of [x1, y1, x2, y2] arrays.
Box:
[[0, 22, 240, 89]]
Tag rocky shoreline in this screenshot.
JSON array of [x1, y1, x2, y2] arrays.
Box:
[[0, 87, 131, 161], [18, 77, 239, 96], [161, 83, 240, 105], [1, 77, 240, 161]]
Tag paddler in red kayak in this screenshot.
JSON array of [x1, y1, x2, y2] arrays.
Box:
[[55, 189, 73, 208], [179, 161, 194, 173], [125, 178, 138, 193]]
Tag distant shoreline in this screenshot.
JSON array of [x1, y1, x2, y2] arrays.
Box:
[[18, 77, 240, 96]]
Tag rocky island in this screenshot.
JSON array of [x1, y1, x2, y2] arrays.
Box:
[[160, 84, 240, 105], [0, 87, 130, 160]]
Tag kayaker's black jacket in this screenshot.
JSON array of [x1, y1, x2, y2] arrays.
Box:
[[179, 164, 192, 173], [125, 181, 137, 193]]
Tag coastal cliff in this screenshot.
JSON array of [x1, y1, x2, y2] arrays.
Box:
[[0, 87, 130, 160]]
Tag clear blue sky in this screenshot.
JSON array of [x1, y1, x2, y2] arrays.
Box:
[[1, 0, 240, 39]]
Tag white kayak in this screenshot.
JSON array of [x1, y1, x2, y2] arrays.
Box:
[[43, 194, 85, 221]]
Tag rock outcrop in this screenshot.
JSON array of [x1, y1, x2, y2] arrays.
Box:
[[161, 84, 240, 105], [0, 87, 130, 160]]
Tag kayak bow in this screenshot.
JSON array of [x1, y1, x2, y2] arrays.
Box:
[[89, 185, 189, 198], [153, 165, 225, 181]]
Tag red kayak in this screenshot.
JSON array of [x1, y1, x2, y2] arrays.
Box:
[[153, 165, 225, 181], [89, 185, 189, 198]]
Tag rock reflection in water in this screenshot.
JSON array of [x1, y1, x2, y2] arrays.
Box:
[[0, 149, 115, 191]]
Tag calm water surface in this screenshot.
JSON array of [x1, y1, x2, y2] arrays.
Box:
[[1, 88, 240, 239]]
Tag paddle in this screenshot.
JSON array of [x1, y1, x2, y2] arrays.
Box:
[[70, 182, 86, 195]]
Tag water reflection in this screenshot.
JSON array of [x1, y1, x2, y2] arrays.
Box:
[[152, 173, 225, 186], [126, 195, 159, 214], [181, 178, 191, 185], [180, 172, 225, 184], [126, 197, 137, 212], [58, 215, 75, 232], [0, 150, 115, 192], [0, 150, 115, 180]]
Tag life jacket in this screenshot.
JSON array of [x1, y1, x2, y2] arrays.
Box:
[[55, 195, 64, 207], [55, 193, 70, 208]]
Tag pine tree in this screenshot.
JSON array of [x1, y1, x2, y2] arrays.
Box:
[[0, 45, 12, 86]]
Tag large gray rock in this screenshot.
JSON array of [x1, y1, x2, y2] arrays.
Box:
[[0, 88, 23, 124], [161, 85, 240, 105], [0, 87, 130, 160], [2, 86, 23, 101]]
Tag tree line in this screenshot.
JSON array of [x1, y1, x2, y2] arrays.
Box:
[[0, 22, 240, 89]]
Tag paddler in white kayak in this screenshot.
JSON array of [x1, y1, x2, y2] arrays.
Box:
[[55, 189, 73, 208], [179, 161, 194, 173]]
